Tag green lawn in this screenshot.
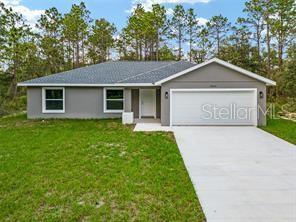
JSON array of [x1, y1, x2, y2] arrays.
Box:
[[260, 118, 296, 145], [0, 115, 205, 221]]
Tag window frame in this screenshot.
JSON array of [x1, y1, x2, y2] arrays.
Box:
[[42, 87, 65, 113], [103, 88, 124, 113]]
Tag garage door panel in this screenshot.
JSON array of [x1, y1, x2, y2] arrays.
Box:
[[171, 90, 257, 126]]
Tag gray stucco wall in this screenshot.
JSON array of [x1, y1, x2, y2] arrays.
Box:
[[124, 88, 132, 112], [161, 63, 267, 126], [27, 87, 121, 119], [131, 89, 139, 118]]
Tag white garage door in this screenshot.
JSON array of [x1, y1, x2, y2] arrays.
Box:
[[171, 89, 257, 126]]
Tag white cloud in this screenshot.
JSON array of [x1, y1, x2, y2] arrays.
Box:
[[2, 0, 20, 6], [166, 7, 174, 16], [126, 0, 211, 13], [197, 17, 208, 26], [2, 0, 44, 31], [113, 34, 121, 40]]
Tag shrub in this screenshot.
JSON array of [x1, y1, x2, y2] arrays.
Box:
[[0, 96, 27, 117]]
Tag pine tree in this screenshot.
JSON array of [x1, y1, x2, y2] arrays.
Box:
[[186, 8, 198, 62], [270, 0, 296, 68], [88, 19, 116, 63], [0, 3, 35, 98], [168, 5, 186, 60], [242, 0, 265, 63], [151, 4, 166, 61], [36, 7, 64, 74], [206, 15, 231, 57], [63, 2, 91, 68]]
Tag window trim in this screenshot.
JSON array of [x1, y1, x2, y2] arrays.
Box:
[[103, 88, 124, 113], [42, 87, 65, 114]]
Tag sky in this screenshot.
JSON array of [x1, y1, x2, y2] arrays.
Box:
[[3, 0, 248, 32]]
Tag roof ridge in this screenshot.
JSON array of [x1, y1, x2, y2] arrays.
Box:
[[114, 60, 175, 62], [116, 61, 179, 83]]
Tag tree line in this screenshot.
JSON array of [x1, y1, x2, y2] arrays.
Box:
[[0, 0, 295, 115]]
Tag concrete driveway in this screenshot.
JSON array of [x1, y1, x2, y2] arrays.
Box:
[[173, 126, 296, 222]]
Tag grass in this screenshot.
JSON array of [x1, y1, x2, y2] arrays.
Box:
[[0, 115, 205, 221], [260, 118, 296, 145]]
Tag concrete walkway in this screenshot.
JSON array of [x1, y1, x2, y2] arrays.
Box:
[[173, 126, 296, 222], [134, 123, 172, 132]]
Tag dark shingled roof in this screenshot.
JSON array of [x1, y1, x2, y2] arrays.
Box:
[[20, 61, 196, 85]]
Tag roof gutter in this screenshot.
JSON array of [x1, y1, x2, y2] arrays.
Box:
[[17, 83, 159, 87]]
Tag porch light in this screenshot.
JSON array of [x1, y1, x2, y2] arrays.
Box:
[[259, 91, 264, 98], [165, 91, 169, 99]]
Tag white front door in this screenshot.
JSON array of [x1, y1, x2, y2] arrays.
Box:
[[140, 89, 156, 118]]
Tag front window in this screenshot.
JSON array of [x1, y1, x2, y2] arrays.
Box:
[[104, 88, 124, 112], [42, 88, 65, 113]]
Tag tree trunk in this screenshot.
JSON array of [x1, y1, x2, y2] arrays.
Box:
[[178, 25, 182, 60], [100, 37, 104, 62], [217, 32, 220, 57], [72, 42, 75, 68], [61, 38, 65, 71], [67, 41, 71, 68], [156, 30, 159, 61], [266, 23, 271, 75], [256, 23, 261, 62], [151, 43, 154, 61], [76, 41, 80, 67], [278, 11, 284, 69], [136, 40, 139, 60], [8, 79, 17, 99], [82, 39, 85, 65], [139, 41, 142, 61], [8, 54, 18, 99], [278, 39, 283, 68], [189, 29, 192, 62], [106, 47, 109, 61], [146, 42, 149, 60]]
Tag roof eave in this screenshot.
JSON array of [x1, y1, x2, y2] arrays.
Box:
[[17, 83, 158, 87], [267, 81, 277, 86]]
